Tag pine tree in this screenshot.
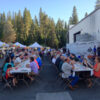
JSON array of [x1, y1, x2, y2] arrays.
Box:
[[56, 19, 65, 47], [72, 6, 79, 24], [3, 21, 16, 42], [0, 12, 6, 40], [34, 15, 40, 42], [16, 10, 24, 43], [23, 8, 32, 41], [39, 8, 48, 43], [12, 12, 17, 32], [7, 11, 12, 21], [85, 12, 88, 17], [0, 8, 68, 48], [47, 18, 59, 48], [68, 17, 73, 25]]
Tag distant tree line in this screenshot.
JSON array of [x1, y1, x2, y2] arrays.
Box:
[[0, 6, 87, 48]]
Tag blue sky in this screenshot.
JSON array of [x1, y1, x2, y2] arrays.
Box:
[[0, 0, 96, 22]]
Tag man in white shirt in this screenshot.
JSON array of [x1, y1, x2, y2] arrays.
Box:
[[61, 58, 79, 90], [52, 56, 56, 64], [14, 54, 22, 66]]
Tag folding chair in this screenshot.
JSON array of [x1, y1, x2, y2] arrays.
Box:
[[2, 76, 13, 90], [92, 77, 100, 86], [2, 68, 13, 90], [56, 73, 72, 90], [0, 68, 2, 82]]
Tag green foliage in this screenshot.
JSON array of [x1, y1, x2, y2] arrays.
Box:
[[69, 6, 79, 25], [0, 8, 68, 48], [0, 12, 6, 40], [72, 6, 79, 24], [3, 20, 16, 42], [85, 12, 88, 17]]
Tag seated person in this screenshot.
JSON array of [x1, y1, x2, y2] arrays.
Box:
[[59, 56, 66, 72], [14, 54, 22, 66], [3, 57, 14, 77], [82, 58, 90, 67], [6, 64, 17, 86], [79, 55, 84, 63], [70, 54, 79, 62], [24, 52, 29, 60], [33, 55, 40, 69], [93, 57, 100, 77], [55, 56, 62, 68], [39, 51, 43, 59], [26, 57, 39, 81], [52, 56, 56, 64], [87, 57, 100, 87], [61, 58, 79, 90], [36, 56, 42, 67]]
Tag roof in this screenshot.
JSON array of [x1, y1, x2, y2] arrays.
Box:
[[69, 8, 100, 30]]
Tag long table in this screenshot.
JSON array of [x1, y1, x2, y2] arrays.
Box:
[[10, 60, 31, 87], [72, 63, 94, 77], [10, 60, 31, 74]]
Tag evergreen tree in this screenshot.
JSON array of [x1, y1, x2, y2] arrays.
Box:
[[68, 17, 73, 25], [85, 12, 88, 17], [7, 11, 12, 21], [0, 12, 6, 40], [56, 19, 65, 47], [47, 18, 59, 48], [0, 8, 68, 48], [23, 8, 32, 42], [39, 8, 49, 43], [3, 21, 16, 42], [12, 12, 17, 32], [16, 10, 24, 43], [72, 6, 79, 24]]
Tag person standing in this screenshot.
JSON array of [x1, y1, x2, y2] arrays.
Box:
[[93, 45, 97, 57], [97, 45, 100, 57]]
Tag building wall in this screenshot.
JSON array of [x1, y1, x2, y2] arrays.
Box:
[[69, 8, 100, 44]]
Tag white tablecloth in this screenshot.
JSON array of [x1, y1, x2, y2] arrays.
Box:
[[72, 63, 94, 77], [10, 59, 31, 74]]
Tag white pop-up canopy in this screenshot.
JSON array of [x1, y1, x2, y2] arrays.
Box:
[[29, 42, 42, 48], [0, 41, 3, 47], [0, 41, 9, 47], [14, 42, 26, 48]]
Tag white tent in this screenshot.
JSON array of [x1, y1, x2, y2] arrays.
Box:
[[0, 41, 3, 47], [29, 42, 42, 48], [0, 41, 9, 47], [14, 42, 26, 48]]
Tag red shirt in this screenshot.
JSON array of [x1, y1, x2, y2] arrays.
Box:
[[6, 69, 10, 79], [94, 64, 100, 78], [34, 59, 40, 69]]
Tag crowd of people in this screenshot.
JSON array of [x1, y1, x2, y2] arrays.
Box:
[[50, 47, 100, 90], [1, 45, 100, 90], [2, 48, 43, 87]]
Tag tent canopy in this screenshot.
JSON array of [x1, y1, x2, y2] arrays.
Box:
[[14, 42, 26, 48], [0, 41, 9, 47], [29, 42, 42, 48], [0, 41, 3, 47]]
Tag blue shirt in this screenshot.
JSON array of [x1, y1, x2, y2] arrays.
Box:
[[94, 47, 96, 52], [36, 57, 42, 67]]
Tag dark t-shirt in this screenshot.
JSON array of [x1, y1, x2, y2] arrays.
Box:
[[70, 57, 79, 62], [97, 47, 100, 56], [55, 57, 61, 68]]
